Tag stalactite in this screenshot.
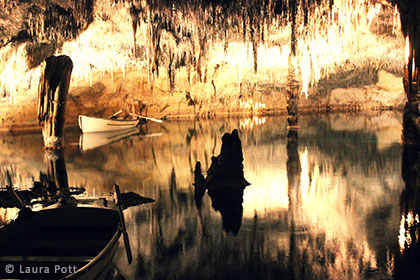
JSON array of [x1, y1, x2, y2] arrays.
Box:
[[0, 0, 395, 106], [187, 51, 192, 84], [130, 4, 142, 57], [287, 55, 300, 130], [252, 36, 258, 73], [168, 48, 175, 92], [212, 80, 216, 101], [150, 14, 162, 79], [287, 0, 300, 131], [290, 0, 298, 56]]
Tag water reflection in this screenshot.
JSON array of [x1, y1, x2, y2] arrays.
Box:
[[0, 145, 154, 279], [395, 144, 420, 280], [0, 151, 83, 213], [286, 128, 301, 280], [42, 149, 70, 197], [194, 129, 250, 235], [79, 126, 163, 151], [0, 112, 408, 279]]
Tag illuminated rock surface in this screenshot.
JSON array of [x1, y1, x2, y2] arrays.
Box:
[[0, 0, 411, 132]]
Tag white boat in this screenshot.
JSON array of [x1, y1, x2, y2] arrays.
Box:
[[78, 115, 139, 133]]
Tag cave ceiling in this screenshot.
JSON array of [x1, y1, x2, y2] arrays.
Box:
[[0, 0, 413, 69]]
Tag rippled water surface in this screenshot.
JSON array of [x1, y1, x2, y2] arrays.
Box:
[[1, 112, 417, 280]]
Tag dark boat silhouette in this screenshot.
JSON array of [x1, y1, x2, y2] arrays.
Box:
[[0, 185, 131, 280]]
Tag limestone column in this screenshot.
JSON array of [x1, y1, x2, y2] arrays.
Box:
[[397, 2, 420, 143], [286, 57, 300, 138], [37, 55, 73, 149], [286, 1, 300, 139]]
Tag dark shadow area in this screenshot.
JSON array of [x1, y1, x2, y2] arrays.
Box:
[[394, 144, 420, 280]]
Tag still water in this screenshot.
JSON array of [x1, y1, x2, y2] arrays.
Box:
[[0, 112, 416, 280]]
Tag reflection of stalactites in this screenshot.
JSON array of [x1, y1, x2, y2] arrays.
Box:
[[286, 136, 301, 182], [399, 145, 418, 253], [395, 144, 420, 279], [286, 130, 301, 218], [193, 161, 206, 209], [398, 212, 420, 253], [169, 166, 177, 206], [286, 129, 301, 280]]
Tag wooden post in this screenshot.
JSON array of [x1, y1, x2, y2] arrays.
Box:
[[38, 55, 73, 149]]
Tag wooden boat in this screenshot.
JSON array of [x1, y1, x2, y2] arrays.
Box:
[[0, 197, 126, 280], [78, 115, 139, 133]]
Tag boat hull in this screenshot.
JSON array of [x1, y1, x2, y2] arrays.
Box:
[[0, 199, 122, 280], [78, 115, 139, 133]]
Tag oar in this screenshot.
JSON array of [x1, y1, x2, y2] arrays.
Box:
[[5, 170, 25, 209], [111, 109, 124, 118], [129, 113, 163, 124], [114, 183, 133, 265]]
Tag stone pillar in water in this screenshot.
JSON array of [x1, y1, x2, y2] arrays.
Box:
[[37, 55, 73, 149], [402, 52, 420, 143], [397, 2, 420, 143], [287, 1, 300, 140], [287, 55, 300, 140]]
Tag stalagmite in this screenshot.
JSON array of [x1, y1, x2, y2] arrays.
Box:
[[193, 129, 250, 235], [286, 0, 300, 139], [37, 55, 73, 149], [286, 60, 300, 135]]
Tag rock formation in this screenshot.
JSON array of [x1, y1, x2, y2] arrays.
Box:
[[193, 129, 250, 235], [37, 55, 73, 149]]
